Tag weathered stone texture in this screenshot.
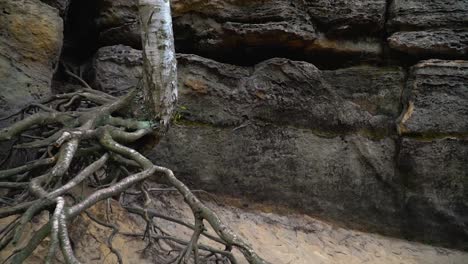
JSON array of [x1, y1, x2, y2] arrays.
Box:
[[87, 45, 142, 96], [0, 0, 63, 115], [90, 45, 406, 235], [388, 0, 468, 31], [396, 60, 468, 248], [398, 60, 468, 136], [387, 0, 468, 58], [153, 125, 401, 234], [96, 0, 383, 63], [40, 0, 70, 17], [399, 138, 468, 249], [388, 30, 468, 58], [96, 0, 140, 48], [322, 66, 405, 118], [91, 46, 401, 135], [1, 0, 468, 252], [304, 0, 386, 36], [87, 45, 468, 248], [95, 0, 468, 61]]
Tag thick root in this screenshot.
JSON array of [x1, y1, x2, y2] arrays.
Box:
[[0, 88, 268, 264]]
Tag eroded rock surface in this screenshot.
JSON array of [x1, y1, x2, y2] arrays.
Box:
[[398, 60, 468, 136], [96, 0, 383, 65], [40, 0, 70, 17], [387, 0, 468, 59], [87, 44, 468, 249], [88, 44, 402, 236], [395, 59, 468, 248], [388, 30, 468, 58], [387, 0, 468, 31], [304, 0, 386, 36], [1, 0, 468, 257], [0, 0, 63, 115], [399, 138, 468, 249], [87, 45, 142, 96], [97, 0, 468, 63], [90, 45, 400, 135]]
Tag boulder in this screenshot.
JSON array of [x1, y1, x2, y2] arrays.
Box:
[[86, 45, 142, 96], [398, 60, 468, 136], [0, 0, 63, 116]]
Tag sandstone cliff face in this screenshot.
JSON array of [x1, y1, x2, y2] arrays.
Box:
[[88, 45, 468, 249], [387, 0, 468, 59], [90, 0, 468, 250], [0, 0, 63, 116], [96, 0, 468, 65], [0, 0, 467, 253]]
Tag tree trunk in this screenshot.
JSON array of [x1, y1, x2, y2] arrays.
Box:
[[138, 0, 178, 134], [0, 1, 269, 263]]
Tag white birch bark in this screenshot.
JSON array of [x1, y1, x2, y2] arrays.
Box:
[[138, 0, 178, 133]]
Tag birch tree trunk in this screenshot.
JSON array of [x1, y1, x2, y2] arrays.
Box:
[[0, 1, 269, 263], [138, 0, 178, 134]]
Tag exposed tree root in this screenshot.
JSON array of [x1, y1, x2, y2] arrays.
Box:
[[84, 211, 123, 264], [0, 85, 268, 263]]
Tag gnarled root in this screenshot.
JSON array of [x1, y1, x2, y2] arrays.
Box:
[[0, 86, 268, 264]]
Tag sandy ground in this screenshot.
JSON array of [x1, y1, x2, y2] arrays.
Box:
[[1, 191, 467, 264], [147, 194, 468, 264]]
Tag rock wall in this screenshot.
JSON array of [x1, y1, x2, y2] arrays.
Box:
[[0, 0, 63, 166], [0, 0, 63, 116], [91, 0, 468, 249], [0, 0, 467, 251]]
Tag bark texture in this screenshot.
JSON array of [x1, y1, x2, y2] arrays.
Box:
[[138, 0, 178, 132]]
